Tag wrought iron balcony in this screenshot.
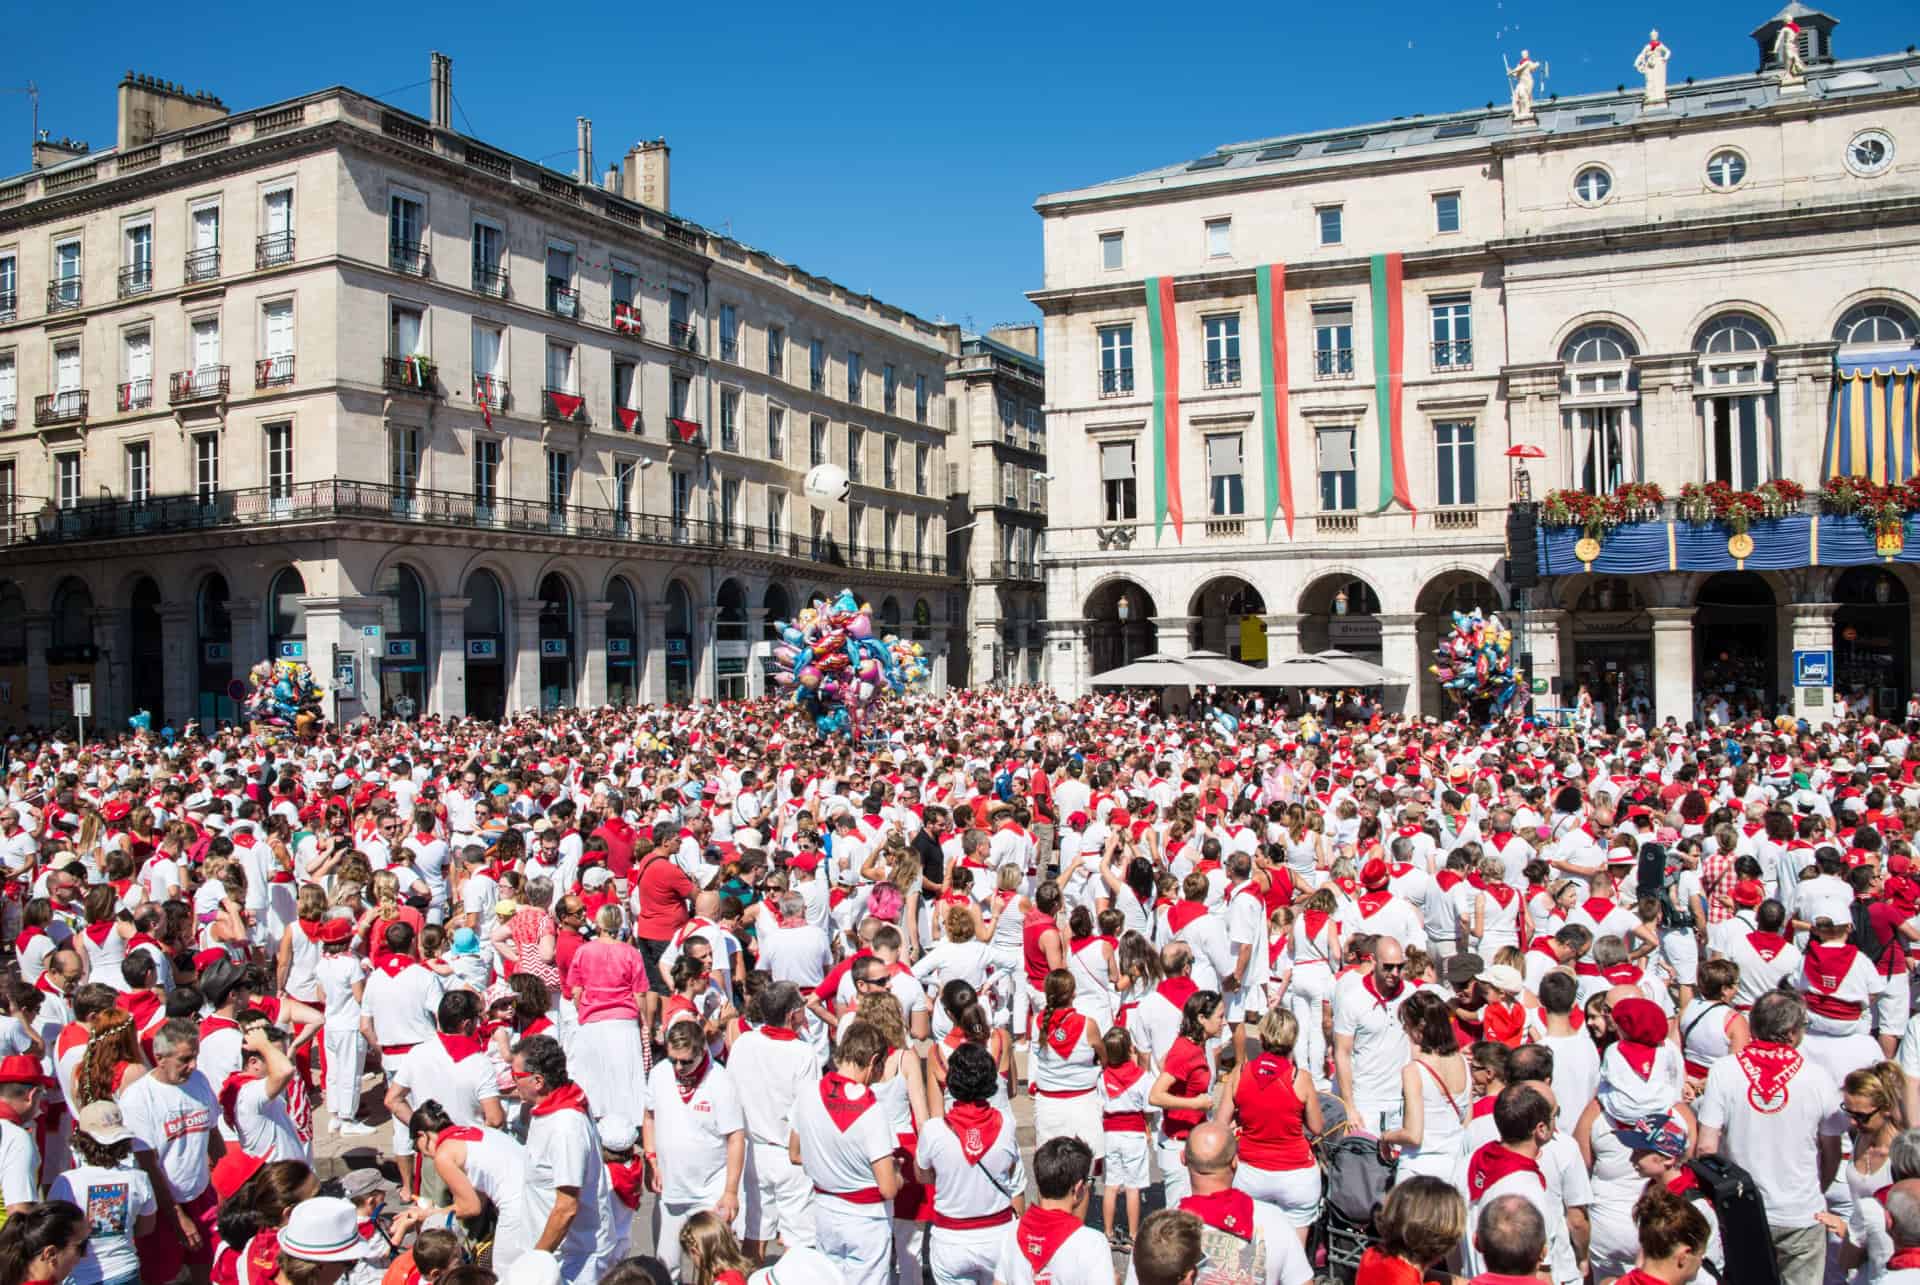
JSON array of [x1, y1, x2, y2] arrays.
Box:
[[1432, 338, 1474, 371], [170, 367, 229, 403], [47, 280, 81, 314], [184, 247, 221, 284], [543, 387, 588, 424], [256, 356, 295, 389], [473, 375, 509, 412], [34, 391, 87, 426], [719, 426, 739, 453], [1098, 367, 1134, 398], [719, 338, 739, 363], [256, 232, 295, 270], [383, 356, 439, 396], [546, 277, 579, 318], [769, 351, 784, 379], [472, 263, 509, 297], [389, 239, 430, 277], [810, 366, 825, 393], [1204, 358, 1242, 389], [117, 379, 153, 412], [0, 291, 14, 323], [1314, 348, 1355, 380], [118, 264, 153, 298], [669, 321, 698, 352], [0, 402, 14, 430]]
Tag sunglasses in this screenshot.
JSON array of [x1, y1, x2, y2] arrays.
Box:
[[1377, 962, 1406, 973]]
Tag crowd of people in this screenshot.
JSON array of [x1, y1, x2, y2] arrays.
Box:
[[4, 682, 1920, 1285]]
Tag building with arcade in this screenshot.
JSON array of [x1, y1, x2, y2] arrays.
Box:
[[1032, 4, 1920, 722]]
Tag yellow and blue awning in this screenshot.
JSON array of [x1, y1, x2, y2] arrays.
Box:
[[1822, 350, 1920, 483]]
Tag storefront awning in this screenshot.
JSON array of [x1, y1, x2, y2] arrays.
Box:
[[1823, 353, 1920, 483]]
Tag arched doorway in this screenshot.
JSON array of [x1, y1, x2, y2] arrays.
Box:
[[538, 573, 575, 710], [49, 578, 97, 725], [764, 584, 793, 638], [1566, 576, 1651, 724], [1187, 578, 1266, 663], [607, 577, 639, 706], [715, 579, 749, 700], [1416, 571, 1503, 714], [878, 596, 902, 638], [912, 598, 932, 643], [1695, 572, 1777, 718], [267, 568, 307, 663], [1084, 580, 1155, 676], [129, 578, 164, 724], [665, 581, 694, 703], [376, 564, 428, 719], [1299, 574, 1380, 658], [0, 583, 27, 726], [463, 570, 507, 720], [196, 574, 234, 724], [1835, 567, 1909, 716]]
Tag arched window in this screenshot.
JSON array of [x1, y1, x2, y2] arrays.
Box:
[[268, 568, 306, 642], [763, 584, 793, 639], [666, 581, 694, 636], [51, 579, 94, 650], [1561, 325, 1640, 495], [608, 576, 638, 638], [879, 596, 902, 634], [1835, 302, 1919, 349], [1695, 313, 1777, 488], [1695, 313, 1774, 386], [376, 564, 426, 635], [538, 574, 574, 640], [0, 584, 26, 660], [716, 580, 748, 642], [463, 570, 504, 636], [197, 574, 231, 641]]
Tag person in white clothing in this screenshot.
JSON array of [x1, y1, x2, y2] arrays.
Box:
[[223, 1023, 304, 1163], [410, 1102, 536, 1275], [730, 982, 822, 1253], [510, 1034, 618, 1282], [311, 918, 372, 1134], [914, 1043, 1025, 1285], [995, 1136, 1111, 1285], [1332, 937, 1422, 1132], [790, 1020, 903, 1285], [642, 1022, 747, 1276]]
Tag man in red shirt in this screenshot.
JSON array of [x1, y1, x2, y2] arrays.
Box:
[[591, 792, 637, 882], [632, 824, 695, 1002]]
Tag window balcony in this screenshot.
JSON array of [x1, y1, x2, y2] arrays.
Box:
[[383, 355, 439, 396], [669, 322, 698, 352], [1098, 367, 1134, 398], [769, 353, 785, 379], [35, 391, 88, 426], [117, 379, 153, 412], [883, 468, 898, 490], [474, 375, 510, 413], [543, 387, 588, 424], [472, 263, 509, 297], [118, 264, 153, 298], [184, 247, 221, 284], [1313, 348, 1355, 381], [1431, 507, 1480, 529], [546, 277, 579, 319], [1204, 359, 1242, 389], [884, 392, 897, 415], [1315, 512, 1360, 534], [0, 402, 14, 430], [256, 232, 295, 270], [611, 301, 642, 337], [719, 338, 739, 363], [1432, 339, 1474, 371], [389, 239, 430, 277], [0, 291, 14, 323], [810, 366, 825, 393], [170, 367, 229, 403], [47, 280, 82, 314], [720, 426, 739, 453], [256, 355, 295, 389]]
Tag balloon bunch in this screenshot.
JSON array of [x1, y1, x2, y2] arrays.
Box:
[[769, 589, 926, 738], [127, 710, 152, 734], [244, 659, 327, 736], [1430, 609, 1519, 716]]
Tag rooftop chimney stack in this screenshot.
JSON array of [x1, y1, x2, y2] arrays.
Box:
[[603, 165, 619, 192], [621, 138, 671, 212], [117, 71, 228, 151], [577, 117, 592, 184], [430, 52, 453, 130]]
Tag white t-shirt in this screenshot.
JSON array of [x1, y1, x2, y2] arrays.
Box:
[[729, 1027, 823, 1146], [49, 1162, 156, 1285], [995, 1215, 1113, 1285], [759, 923, 832, 989], [393, 1039, 500, 1126], [791, 1077, 896, 1220], [1332, 975, 1423, 1108], [0, 1118, 36, 1209], [1696, 1050, 1847, 1222], [915, 1108, 1024, 1220], [119, 1070, 219, 1200], [523, 1104, 617, 1277], [1120, 1198, 1314, 1285], [234, 1078, 305, 1163], [643, 1060, 745, 1205]]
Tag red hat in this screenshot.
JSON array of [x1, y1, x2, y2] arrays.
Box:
[[1067, 811, 1090, 829], [192, 948, 228, 973], [1891, 855, 1915, 876], [211, 1151, 266, 1202], [1730, 878, 1765, 908], [787, 852, 822, 873], [1360, 858, 1390, 890], [1109, 809, 1132, 828], [0, 1055, 47, 1087], [101, 801, 131, 823], [313, 918, 354, 945]]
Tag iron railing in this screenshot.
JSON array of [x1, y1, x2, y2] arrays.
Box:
[[0, 291, 15, 323], [472, 263, 509, 297], [257, 233, 295, 269], [989, 561, 1043, 582], [719, 338, 739, 363], [389, 239, 430, 276], [669, 321, 698, 352], [170, 367, 229, 402], [117, 379, 153, 412], [1204, 358, 1242, 388], [543, 387, 588, 424], [1432, 339, 1474, 370], [810, 365, 825, 392], [184, 247, 221, 283], [546, 277, 578, 318], [34, 391, 87, 426], [1098, 367, 1134, 397], [473, 375, 509, 411], [256, 356, 295, 389], [47, 280, 81, 313], [383, 356, 439, 395], [118, 264, 153, 298], [1314, 347, 1355, 380]]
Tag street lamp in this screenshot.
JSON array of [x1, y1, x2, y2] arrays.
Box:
[[1117, 595, 1131, 623], [1333, 587, 1349, 617]]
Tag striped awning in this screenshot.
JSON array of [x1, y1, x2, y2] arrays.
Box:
[[1823, 358, 1920, 483]]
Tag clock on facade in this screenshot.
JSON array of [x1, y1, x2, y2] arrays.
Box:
[[1847, 129, 1894, 177]]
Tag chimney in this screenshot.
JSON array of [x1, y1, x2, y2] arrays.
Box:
[[31, 136, 90, 171], [603, 165, 619, 192], [577, 117, 592, 184], [621, 138, 671, 212], [986, 324, 1040, 358], [430, 52, 453, 130], [117, 71, 228, 151]]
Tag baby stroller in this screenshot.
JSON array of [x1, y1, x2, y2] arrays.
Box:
[[1309, 1096, 1395, 1285]]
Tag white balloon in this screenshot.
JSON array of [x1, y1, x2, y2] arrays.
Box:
[[803, 463, 851, 503]]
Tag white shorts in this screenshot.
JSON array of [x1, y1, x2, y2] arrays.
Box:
[[1877, 973, 1910, 1036], [1234, 1161, 1322, 1227], [1226, 984, 1264, 1025], [815, 1204, 893, 1285], [744, 1140, 815, 1247], [1032, 1089, 1103, 1156], [1158, 1137, 1192, 1202], [929, 1222, 1007, 1285], [1661, 929, 1700, 988], [1104, 1130, 1151, 1189]]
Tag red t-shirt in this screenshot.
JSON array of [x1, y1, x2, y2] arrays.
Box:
[[593, 819, 637, 881], [554, 928, 587, 979], [1161, 1036, 1212, 1139], [632, 852, 695, 940], [1233, 1053, 1312, 1170], [1868, 901, 1909, 976]]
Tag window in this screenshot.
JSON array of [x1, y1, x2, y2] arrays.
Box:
[[721, 477, 740, 539], [1705, 149, 1747, 190], [1835, 302, 1917, 348], [1560, 325, 1639, 496], [473, 438, 501, 509], [1101, 441, 1137, 521], [848, 426, 865, 483], [55, 451, 81, 509], [670, 375, 693, 420], [390, 427, 420, 501], [847, 352, 863, 406], [187, 203, 220, 282], [669, 289, 692, 349], [810, 417, 827, 467], [469, 221, 506, 294], [720, 389, 740, 451], [546, 450, 572, 517], [719, 305, 738, 362], [883, 510, 898, 556], [122, 328, 152, 411], [193, 431, 219, 504], [190, 316, 222, 393], [1100, 232, 1124, 271], [260, 300, 294, 386], [883, 435, 899, 488], [1573, 165, 1613, 205], [0, 252, 15, 319], [125, 441, 151, 504], [1706, 394, 1766, 488], [1430, 295, 1472, 370], [54, 342, 80, 394], [848, 501, 865, 553], [389, 194, 425, 269], [915, 442, 930, 496], [614, 458, 637, 528], [1002, 462, 1019, 506], [768, 405, 786, 460], [1574, 406, 1630, 495], [390, 304, 424, 362], [1317, 427, 1357, 511], [122, 221, 153, 295], [612, 361, 639, 431], [999, 397, 1017, 441], [473, 323, 506, 404], [1205, 218, 1232, 259], [914, 373, 929, 424], [1317, 206, 1343, 246], [545, 244, 576, 316], [1313, 304, 1355, 379], [545, 341, 576, 393], [52, 240, 81, 309], [768, 489, 786, 543], [883, 363, 897, 414], [1207, 433, 1245, 516], [1434, 192, 1461, 234], [1435, 421, 1476, 506], [809, 339, 825, 392], [767, 325, 785, 377], [1562, 324, 1636, 393], [1099, 324, 1135, 397], [1695, 315, 1774, 488], [265, 422, 294, 500], [1203, 314, 1242, 387], [260, 188, 294, 267], [916, 514, 930, 560], [810, 506, 826, 556], [0, 351, 13, 424], [671, 470, 692, 530], [1696, 313, 1772, 387]]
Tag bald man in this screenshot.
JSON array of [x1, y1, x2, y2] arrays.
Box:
[[1332, 936, 1423, 1132], [1470, 1194, 1549, 1285], [662, 890, 745, 1005], [1121, 1121, 1311, 1285]]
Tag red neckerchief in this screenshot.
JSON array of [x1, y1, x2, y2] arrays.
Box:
[[1360, 970, 1403, 1009], [1471, 1096, 1497, 1119], [1581, 896, 1619, 922], [521, 1015, 555, 1038], [1735, 1040, 1803, 1110], [1357, 889, 1394, 917], [1603, 963, 1643, 987], [1016, 1206, 1085, 1272], [1668, 1167, 1700, 1196], [1041, 1009, 1084, 1059], [1467, 1142, 1545, 1197], [1747, 931, 1789, 961], [756, 1024, 800, 1042], [607, 1155, 645, 1210], [12, 926, 43, 953], [244, 1228, 281, 1285], [438, 1032, 485, 1062], [1485, 1000, 1526, 1047], [1804, 942, 1859, 993], [1483, 881, 1518, 908], [1435, 870, 1465, 891], [1103, 1062, 1146, 1097], [529, 1082, 591, 1117], [1887, 1248, 1920, 1270], [439, 1126, 484, 1142], [1616, 1271, 1671, 1285], [199, 1015, 239, 1042], [1157, 977, 1198, 1010], [674, 1053, 711, 1103], [1165, 902, 1208, 935], [376, 954, 418, 980], [945, 1101, 1003, 1164], [818, 1071, 879, 1131], [84, 920, 115, 946], [1180, 1188, 1256, 1241], [1488, 831, 1516, 851]]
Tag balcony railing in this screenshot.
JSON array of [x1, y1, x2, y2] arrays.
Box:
[[1204, 358, 1242, 389], [118, 264, 153, 298], [0, 402, 13, 430], [473, 375, 509, 412], [47, 280, 81, 314], [1432, 339, 1474, 371], [117, 379, 153, 412], [256, 355, 295, 389], [383, 356, 438, 396], [1315, 512, 1360, 533], [389, 239, 430, 277], [719, 338, 739, 363], [769, 352, 784, 379], [171, 367, 229, 403], [0, 291, 15, 322], [34, 391, 87, 426], [543, 387, 588, 424], [810, 366, 825, 393], [472, 263, 509, 297], [546, 277, 578, 318], [669, 321, 697, 352], [989, 561, 1042, 582], [184, 247, 221, 284], [1314, 348, 1355, 380], [1098, 367, 1134, 398], [1432, 507, 1480, 529], [256, 232, 295, 270], [719, 426, 739, 453]]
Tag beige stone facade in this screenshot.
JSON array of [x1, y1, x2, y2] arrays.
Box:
[[0, 71, 958, 729]]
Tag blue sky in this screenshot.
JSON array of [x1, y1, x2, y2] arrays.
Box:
[[7, 1, 1915, 338]]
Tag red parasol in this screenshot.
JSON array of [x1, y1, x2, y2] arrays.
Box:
[[1504, 444, 1547, 459]]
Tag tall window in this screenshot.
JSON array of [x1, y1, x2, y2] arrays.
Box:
[[123, 328, 153, 410], [1203, 315, 1241, 387], [389, 194, 424, 265], [191, 317, 222, 392], [1435, 421, 1476, 506], [390, 427, 420, 498], [768, 405, 786, 460], [1101, 441, 1137, 521], [125, 441, 151, 504], [883, 435, 898, 489], [261, 300, 294, 385], [545, 341, 576, 393], [883, 363, 897, 414], [847, 427, 865, 483], [1696, 314, 1775, 488], [1317, 206, 1343, 246], [123, 222, 153, 294], [1561, 324, 1638, 496], [265, 422, 294, 500], [473, 323, 505, 401], [1205, 218, 1232, 259], [545, 449, 572, 517], [391, 304, 424, 358], [809, 339, 825, 392], [1099, 325, 1134, 396], [810, 417, 827, 467], [545, 244, 576, 316], [473, 438, 501, 509], [767, 325, 785, 378], [261, 188, 294, 266], [720, 389, 740, 451], [1207, 433, 1245, 516], [767, 489, 786, 543], [915, 442, 930, 496], [471, 221, 506, 294], [188, 204, 221, 281], [721, 477, 740, 539], [883, 510, 898, 556], [1099, 232, 1124, 271], [52, 240, 81, 308], [1313, 304, 1354, 379], [54, 342, 81, 395], [0, 252, 16, 318], [670, 375, 693, 420], [847, 352, 863, 406], [671, 470, 691, 530], [193, 432, 220, 503], [810, 506, 826, 556], [669, 289, 691, 348], [848, 502, 865, 553], [1430, 295, 1472, 370], [0, 351, 14, 424], [1434, 192, 1462, 234], [719, 305, 738, 362], [614, 458, 637, 528], [1317, 427, 1357, 511], [55, 452, 81, 509]]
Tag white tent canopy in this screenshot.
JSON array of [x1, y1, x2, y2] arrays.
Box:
[[1090, 649, 1402, 689]]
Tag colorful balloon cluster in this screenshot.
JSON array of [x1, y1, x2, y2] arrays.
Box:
[[770, 590, 927, 738], [243, 659, 326, 735], [1430, 608, 1520, 716]]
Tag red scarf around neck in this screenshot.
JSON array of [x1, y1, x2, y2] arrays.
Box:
[[438, 1032, 485, 1063], [529, 1082, 590, 1118], [945, 1101, 1004, 1164], [818, 1071, 879, 1131], [1180, 1188, 1256, 1240], [1735, 1040, 1803, 1108], [1015, 1206, 1083, 1272], [1467, 1142, 1544, 1197]]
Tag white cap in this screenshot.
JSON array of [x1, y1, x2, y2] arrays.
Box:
[[598, 1113, 638, 1151]]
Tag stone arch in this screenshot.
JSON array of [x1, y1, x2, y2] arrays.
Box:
[[763, 583, 795, 639], [1298, 570, 1382, 657], [716, 578, 750, 642], [128, 576, 165, 722], [1694, 570, 1780, 716], [369, 550, 443, 602], [1185, 574, 1269, 661], [1680, 300, 1787, 352], [1082, 577, 1156, 675], [602, 565, 653, 612], [453, 553, 521, 605], [1548, 311, 1651, 359], [1824, 287, 1920, 345]]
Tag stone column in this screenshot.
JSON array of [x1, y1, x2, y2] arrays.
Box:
[[1377, 613, 1421, 716], [1649, 606, 1696, 726], [694, 606, 717, 701], [580, 601, 610, 709], [91, 607, 129, 728], [159, 601, 195, 730], [431, 597, 468, 718], [511, 598, 544, 713], [24, 614, 50, 728], [1525, 607, 1571, 705], [227, 599, 266, 672], [746, 609, 769, 698], [1046, 619, 1083, 698], [641, 603, 669, 706], [1263, 613, 1304, 666], [300, 596, 383, 724], [1787, 602, 1840, 724], [1154, 615, 1193, 657]]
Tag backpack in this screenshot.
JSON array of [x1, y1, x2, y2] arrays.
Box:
[[868, 882, 904, 922], [1634, 843, 1695, 931], [1852, 898, 1891, 967], [1688, 1153, 1781, 1285]]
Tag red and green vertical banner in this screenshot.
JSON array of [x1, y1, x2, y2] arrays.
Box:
[[1255, 263, 1294, 539], [1370, 252, 1416, 521], [1145, 276, 1183, 543]]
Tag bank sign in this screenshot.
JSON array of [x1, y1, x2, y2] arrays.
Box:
[[1793, 649, 1833, 687]]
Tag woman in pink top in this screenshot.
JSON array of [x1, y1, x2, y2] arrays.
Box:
[[564, 905, 653, 1121]]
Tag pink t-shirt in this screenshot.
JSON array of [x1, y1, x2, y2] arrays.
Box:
[[566, 938, 649, 1024]]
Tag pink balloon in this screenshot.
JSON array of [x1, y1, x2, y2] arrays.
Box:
[[847, 613, 874, 640], [772, 672, 795, 686], [798, 665, 823, 690]]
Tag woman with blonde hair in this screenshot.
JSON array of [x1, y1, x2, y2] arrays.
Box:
[[1471, 852, 1524, 954], [677, 1210, 757, 1285], [911, 903, 990, 998], [1218, 1006, 1322, 1239]]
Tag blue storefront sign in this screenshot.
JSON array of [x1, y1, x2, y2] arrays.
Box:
[[276, 639, 305, 661], [1794, 649, 1834, 687], [467, 638, 499, 660]]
